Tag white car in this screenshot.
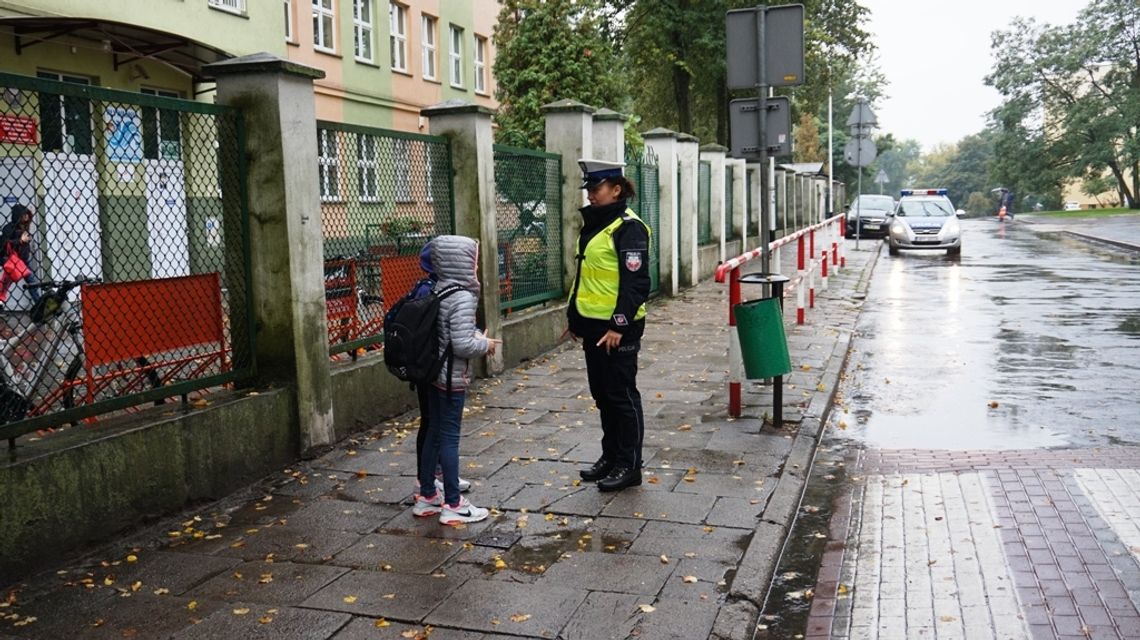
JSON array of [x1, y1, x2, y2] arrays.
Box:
[[887, 189, 963, 256]]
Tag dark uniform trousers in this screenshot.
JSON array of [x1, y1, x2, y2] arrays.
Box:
[[583, 338, 645, 470]]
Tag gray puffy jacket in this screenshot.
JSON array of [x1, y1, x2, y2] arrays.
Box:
[[429, 235, 488, 390]]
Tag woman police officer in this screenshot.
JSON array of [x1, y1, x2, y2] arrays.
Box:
[[566, 160, 652, 491]]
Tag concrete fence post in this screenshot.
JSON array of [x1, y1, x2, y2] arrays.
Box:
[[542, 99, 595, 295], [676, 134, 699, 288], [746, 162, 763, 251], [643, 128, 679, 296], [728, 159, 746, 253], [421, 99, 503, 375], [205, 53, 335, 454], [700, 144, 727, 264], [592, 108, 627, 163]]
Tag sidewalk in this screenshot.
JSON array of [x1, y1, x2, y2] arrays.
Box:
[[1, 242, 880, 640]]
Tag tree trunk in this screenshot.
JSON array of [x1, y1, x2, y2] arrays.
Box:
[[671, 0, 691, 134], [1131, 160, 1139, 209], [716, 75, 728, 145], [1106, 159, 1137, 209]]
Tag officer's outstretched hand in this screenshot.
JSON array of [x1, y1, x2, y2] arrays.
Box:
[[596, 330, 622, 354]]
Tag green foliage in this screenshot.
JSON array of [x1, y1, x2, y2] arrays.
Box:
[[794, 113, 823, 163], [493, 0, 627, 148], [987, 0, 1140, 208], [910, 131, 996, 206], [964, 191, 994, 217]]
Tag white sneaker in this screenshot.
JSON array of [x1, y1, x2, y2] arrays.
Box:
[[412, 492, 443, 517], [439, 496, 489, 525], [435, 475, 472, 494]]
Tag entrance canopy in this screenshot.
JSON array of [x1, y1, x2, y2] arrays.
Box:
[[0, 17, 232, 82]]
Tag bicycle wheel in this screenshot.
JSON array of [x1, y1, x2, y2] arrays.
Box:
[[62, 354, 165, 411]]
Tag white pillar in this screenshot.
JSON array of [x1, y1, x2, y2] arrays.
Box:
[[643, 128, 680, 296], [676, 134, 699, 288], [700, 144, 727, 263], [542, 99, 595, 294], [591, 108, 627, 163], [729, 158, 746, 250]]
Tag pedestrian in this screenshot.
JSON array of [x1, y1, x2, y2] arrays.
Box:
[[0, 203, 40, 303], [409, 241, 471, 500], [566, 159, 651, 492], [412, 235, 499, 524]]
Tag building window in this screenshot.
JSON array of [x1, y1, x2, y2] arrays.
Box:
[[318, 129, 340, 201], [474, 35, 487, 94], [140, 88, 183, 160], [394, 138, 411, 202], [389, 3, 407, 71], [37, 71, 93, 155], [354, 0, 374, 62], [208, 0, 245, 14], [421, 15, 437, 80], [357, 134, 379, 202], [449, 25, 464, 88], [312, 0, 335, 52], [284, 0, 293, 41]]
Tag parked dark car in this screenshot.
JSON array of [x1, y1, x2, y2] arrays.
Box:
[[845, 194, 895, 239]]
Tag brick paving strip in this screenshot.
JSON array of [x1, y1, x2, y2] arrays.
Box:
[[0, 246, 877, 640], [804, 448, 1140, 640]]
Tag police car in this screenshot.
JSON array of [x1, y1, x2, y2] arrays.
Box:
[[887, 189, 964, 256]]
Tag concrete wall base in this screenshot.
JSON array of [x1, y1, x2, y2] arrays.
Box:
[[502, 303, 571, 370], [1, 388, 296, 581], [698, 243, 721, 281], [329, 356, 417, 441]]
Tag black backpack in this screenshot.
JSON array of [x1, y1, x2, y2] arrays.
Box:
[[383, 282, 467, 386]]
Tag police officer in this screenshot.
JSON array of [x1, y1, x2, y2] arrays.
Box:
[[567, 160, 651, 491]]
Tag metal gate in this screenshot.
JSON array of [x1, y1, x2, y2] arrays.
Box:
[[625, 145, 661, 295], [698, 160, 711, 244]]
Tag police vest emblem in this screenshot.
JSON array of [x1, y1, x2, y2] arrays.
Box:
[[624, 251, 642, 272]]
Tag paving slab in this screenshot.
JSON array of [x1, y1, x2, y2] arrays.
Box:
[[331, 533, 462, 573], [300, 569, 467, 621], [169, 604, 351, 640], [186, 560, 348, 604], [535, 550, 673, 595], [425, 580, 588, 638]]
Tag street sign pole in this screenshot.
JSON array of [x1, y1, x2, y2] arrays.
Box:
[[756, 7, 770, 274]]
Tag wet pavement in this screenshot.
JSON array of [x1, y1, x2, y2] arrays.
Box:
[[765, 219, 1140, 639], [0, 237, 876, 640], [1018, 213, 1140, 250]]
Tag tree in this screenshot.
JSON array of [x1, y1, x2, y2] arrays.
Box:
[[794, 113, 823, 163], [492, 0, 626, 148], [987, 0, 1140, 208]]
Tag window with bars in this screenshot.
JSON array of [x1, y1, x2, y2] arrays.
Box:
[[474, 35, 487, 94], [421, 15, 437, 80], [354, 0, 374, 62], [449, 25, 464, 88], [36, 71, 93, 155], [208, 0, 245, 14], [389, 3, 407, 71], [140, 88, 183, 161], [357, 134, 380, 202], [318, 129, 340, 201], [313, 0, 335, 52]]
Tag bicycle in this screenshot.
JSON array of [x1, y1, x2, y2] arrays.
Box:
[[0, 277, 161, 428]]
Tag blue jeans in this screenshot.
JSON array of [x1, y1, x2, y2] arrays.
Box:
[[419, 386, 466, 506]]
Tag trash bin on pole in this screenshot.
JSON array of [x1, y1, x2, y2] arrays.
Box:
[[734, 272, 791, 425]]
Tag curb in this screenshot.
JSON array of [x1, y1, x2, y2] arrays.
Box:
[[1061, 229, 1140, 252], [714, 245, 881, 640]]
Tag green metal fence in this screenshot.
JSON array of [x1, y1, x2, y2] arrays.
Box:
[[725, 169, 736, 240], [746, 169, 755, 238], [315, 121, 453, 356], [492, 144, 563, 314], [626, 145, 661, 295], [0, 72, 253, 445], [698, 160, 712, 245]]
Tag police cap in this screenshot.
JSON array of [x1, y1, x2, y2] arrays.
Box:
[[578, 159, 625, 189]]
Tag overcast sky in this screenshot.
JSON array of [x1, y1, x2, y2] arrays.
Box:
[[859, 0, 1084, 150]]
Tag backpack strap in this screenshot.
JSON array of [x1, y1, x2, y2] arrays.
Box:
[[434, 285, 466, 393]]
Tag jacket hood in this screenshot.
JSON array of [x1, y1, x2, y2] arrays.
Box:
[[9, 204, 29, 224], [419, 241, 435, 275], [430, 234, 481, 290]]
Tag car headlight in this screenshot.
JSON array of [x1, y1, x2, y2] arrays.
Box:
[[941, 220, 960, 236], [890, 222, 906, 235]]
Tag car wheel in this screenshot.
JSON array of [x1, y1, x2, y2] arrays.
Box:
[[888, 242, 900, 256]]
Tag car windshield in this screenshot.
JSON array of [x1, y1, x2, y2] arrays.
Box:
[[852, 196, 893, 212], [896, 198, 954, 217]]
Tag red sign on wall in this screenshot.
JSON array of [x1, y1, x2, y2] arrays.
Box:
[[0, 114, 39, 145]]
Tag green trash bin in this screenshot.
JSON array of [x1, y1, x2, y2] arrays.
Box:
[[735, 296, 791, 380]]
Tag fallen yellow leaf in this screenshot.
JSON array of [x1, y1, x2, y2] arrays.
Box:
[[125, 555, 138, 563], [509, 613, 532, 622], [637, 604, 656, 613], [187, 601, 198, 611], [258, 615, 273, 624], [233, 608, 250, 615], [659, 555, 669, 564], [374, 618, 391, 628], [343, 595, 358, 604], [682, 575, 698, 584]]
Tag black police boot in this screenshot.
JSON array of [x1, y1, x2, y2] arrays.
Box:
[[597, 465, 641, 492], [579, 458, 614, 482]]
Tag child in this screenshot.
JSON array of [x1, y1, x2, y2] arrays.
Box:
[[412, 235, 499, 524], [410, 241, 471, 499]]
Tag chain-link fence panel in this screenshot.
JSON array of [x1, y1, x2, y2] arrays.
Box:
[[493, 145, 562, 314], [315, 121, 453, 357], [698, 160, 711, 245], [0, 72, 253, 445], [725, 168, 736, 240], [625, 145, 660, 296]]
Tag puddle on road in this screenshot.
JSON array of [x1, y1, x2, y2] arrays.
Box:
[[482, 529, 635, 576]]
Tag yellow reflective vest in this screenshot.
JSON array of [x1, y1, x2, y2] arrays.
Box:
[[572, 209, 650, 322]]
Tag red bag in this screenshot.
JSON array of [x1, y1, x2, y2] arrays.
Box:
[[2, 243, 29, 282]]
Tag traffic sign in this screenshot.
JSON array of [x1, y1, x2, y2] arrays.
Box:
[[843, 137, 877, 167], [726, 5, 805, 89], [729, 96, 792, 159], [874, 169, 889, 185]]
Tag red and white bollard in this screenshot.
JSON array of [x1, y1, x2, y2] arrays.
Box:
[[796, 235, 806, 325], [727, 268, 743, 417]]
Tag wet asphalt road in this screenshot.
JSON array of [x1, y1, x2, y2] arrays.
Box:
[[839, 218, 1140, 450]]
